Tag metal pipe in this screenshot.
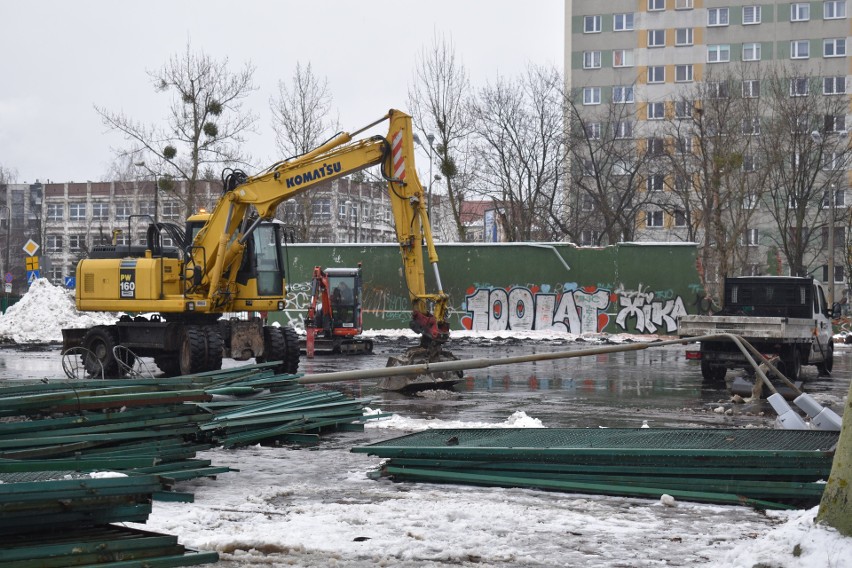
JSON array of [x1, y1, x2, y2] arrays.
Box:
[[296, 333, 798, 399]]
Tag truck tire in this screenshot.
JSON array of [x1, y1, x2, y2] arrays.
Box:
[[817, 344, 834, 376], [179, 325, 208, 376], [257, 325, 286, 368], [281, 325, 301, 375], [82, 326, 124, 378], [700, 361, 726, 384], [780, 349, 802, 381]]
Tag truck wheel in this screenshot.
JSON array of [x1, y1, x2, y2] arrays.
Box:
[[817, 344, 834, 376], [154, 355, 181, 377], [780, 350, 802, 381], [257, 325, 286, 368], [179, 325, 208, 376], [700, 361, 726, 384], [281, 325, 301, 375], [82, 326, 121, 378]]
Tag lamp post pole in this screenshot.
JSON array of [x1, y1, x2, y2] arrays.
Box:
[[0, 205, 9, 289]]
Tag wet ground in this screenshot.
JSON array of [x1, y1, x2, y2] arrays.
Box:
[[1, 336, 848, 429]]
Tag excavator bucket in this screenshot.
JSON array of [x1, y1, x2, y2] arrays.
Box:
[[379, 346, 463, 392]]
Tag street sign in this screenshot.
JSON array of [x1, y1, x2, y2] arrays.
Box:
[[3, 273, 11, 284], [22, 240, 39, 257], [26, 270, 40, 285], [64, 276, 76, 289], [4, 283, 10, 294], [25, 257, 39, 271]]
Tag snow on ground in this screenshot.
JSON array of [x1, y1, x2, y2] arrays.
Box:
[[129, 428, 852, 568], [362, 408, 546, 430], [0, 278, 117, 343]]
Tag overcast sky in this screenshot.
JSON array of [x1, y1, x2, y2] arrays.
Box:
[[0, 1, 564, 185]]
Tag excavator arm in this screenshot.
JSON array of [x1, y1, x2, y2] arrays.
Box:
[[189, 109, 450, 343]]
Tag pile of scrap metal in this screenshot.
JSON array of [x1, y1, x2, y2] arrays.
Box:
[[353, 427, 839, 510], [0, 362, 374, 566]]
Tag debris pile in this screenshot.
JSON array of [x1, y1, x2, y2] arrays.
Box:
[[354, 427, 839, 510]]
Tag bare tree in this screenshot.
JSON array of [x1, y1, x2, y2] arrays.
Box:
[[96, 43, 257, 213], [408, 34, 474, 241], [661, 68, 769, 299], [470, 64, 565, 241], [269, 62, 338, 242], [757, 66, 851, 279], [564, 86, 656, 245]]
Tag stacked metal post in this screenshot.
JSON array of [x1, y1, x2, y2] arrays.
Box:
[[353, 428, 839, 510]]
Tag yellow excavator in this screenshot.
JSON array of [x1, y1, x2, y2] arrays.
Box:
[[62, 109, 453, 380]]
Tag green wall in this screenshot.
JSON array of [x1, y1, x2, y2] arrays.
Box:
[[270, 242, 702, 336]]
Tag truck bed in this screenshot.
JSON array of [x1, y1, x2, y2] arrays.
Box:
[[677, 314, 816, 343]]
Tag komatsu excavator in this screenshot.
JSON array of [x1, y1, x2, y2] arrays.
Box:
[[62, 109, 453, 380]]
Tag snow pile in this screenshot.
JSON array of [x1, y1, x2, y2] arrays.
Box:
[[0, 278, 117, 343], [363, 409, 546, 430], [711, 506, 851, 568]]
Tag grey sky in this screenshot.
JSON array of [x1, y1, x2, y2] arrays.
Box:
[[0, 1, 563, 185]]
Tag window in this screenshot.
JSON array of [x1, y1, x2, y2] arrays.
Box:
[[823, 187, 846, 208], [791, 40, 810, 59], [676, 0, 693, 9], [823, 152, 843, 170], [69, 202, 86, 221], [824, 76, 847, 95], [675, 28, 693, 46], [743, 79, 760, 97], [647, 102, 665, 120], [708, 7, 729, 26], [743, 193, 758, 209], [742, 154, 759, 172], [745, 229, 760, 246], [743, 43, 762, 61], [824, 114, 847, 133], [675, 99, 694, 118], [648, 0, 664, 11], [675, 64, 693, 82], [647, 137, 665, 156], [793, 115, 810, 133], [115, 232, 130, 246], [580, 230, 600, 246], [791, 3, 811, 20], [47, 203, 64, 221], [584, 15, 601, 33], [586, 122, 602, 140], [648, 29, 665, 48], [707, 44, 731, 63], [614, 121, 634, 139], [613, 13, 634, 31], [646, 211, 664, 227], [612, 86, 635, 103], [647, 66, 665, 83], [139, 201, 156, 218], [582, 159, 596, 176], [581, 195, 595, 211], [583, 51, 602, 69], [675, 136, 693, 154], [742, 117, 761, 135], [707, 81, 729, 98], [674, 210, 687, 227], [46, 235, 63, 253], [822, 265, 845, 283], [162, 202, 182, 219], [48, 266, 63, 285], [583, 87, 601, 105], [613, 49, 635, 67], [92, 202, 109, 220], [69, 235, 86, 251], [673, 176, 691, 192], [647, 174, 665, 191], [824, 38, 846, 57], [743, 5, 762, 23], [824, 1, 847, 19], [790, 77, 809, 96], [115, 202, 132, 220]]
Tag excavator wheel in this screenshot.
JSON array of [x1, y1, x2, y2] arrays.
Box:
[[281, 325, 301, 375], [257, 325, 286, 371], [154, 355, 182, 377], [82, 326, 125, 378], [179, 325, 208, 376], [204, 325, 224, 372]]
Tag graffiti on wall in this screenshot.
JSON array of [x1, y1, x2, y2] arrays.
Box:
[[462, 283, 688, 334]]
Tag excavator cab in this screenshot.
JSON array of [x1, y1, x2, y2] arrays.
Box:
[[304, 266, 373, 357]]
